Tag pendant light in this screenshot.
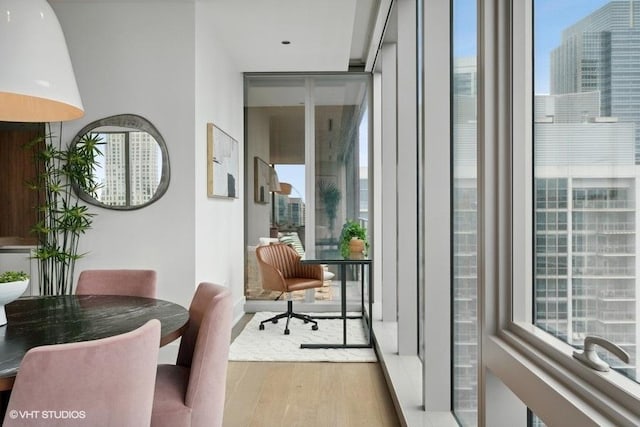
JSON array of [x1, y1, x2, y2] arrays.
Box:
[[0, 0, 83, 122]]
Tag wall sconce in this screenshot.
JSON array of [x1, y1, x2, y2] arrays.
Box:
[[0, 0, 84, 122]]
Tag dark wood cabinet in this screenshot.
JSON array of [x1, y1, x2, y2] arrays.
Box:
[[0, 123, 43, 245]]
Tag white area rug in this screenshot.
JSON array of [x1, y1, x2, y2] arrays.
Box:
[[229, 312, 377, 362]]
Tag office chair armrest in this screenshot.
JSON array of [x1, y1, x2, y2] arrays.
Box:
[[257, 260, 287, 291], [294, 262, 324, 281]]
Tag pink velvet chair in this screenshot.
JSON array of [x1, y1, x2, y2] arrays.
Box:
[[76, 269, 157, 298], [151, 282, 232, 427], [4, 319, 161, 427]]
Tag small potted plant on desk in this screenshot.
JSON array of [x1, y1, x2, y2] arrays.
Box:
[[339, 220, 369, 258], [0, 271, 29, 326]]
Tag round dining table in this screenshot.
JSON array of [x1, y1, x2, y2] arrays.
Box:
[[0, 294, 189, 391]]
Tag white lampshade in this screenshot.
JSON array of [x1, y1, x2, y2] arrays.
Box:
[[268, 167, 281, 193], [0, 0, 83, 122]]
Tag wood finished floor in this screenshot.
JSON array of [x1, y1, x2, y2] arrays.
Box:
[[223, 315, 400, 427]]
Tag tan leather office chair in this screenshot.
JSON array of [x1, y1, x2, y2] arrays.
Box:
[[255, 243, 324, 335]]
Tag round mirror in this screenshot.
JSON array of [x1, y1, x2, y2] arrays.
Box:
[[71, 114, 170, 210]]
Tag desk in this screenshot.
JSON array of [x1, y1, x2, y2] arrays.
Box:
[[300, 257, 372, 349], [0, 295, 189, 391]]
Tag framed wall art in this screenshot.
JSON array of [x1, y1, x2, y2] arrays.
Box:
[[207, 123, 239, 198], [254, 156, 271, 204]]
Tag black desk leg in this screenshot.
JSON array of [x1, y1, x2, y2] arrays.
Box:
[[361, 264, 365, 317], [368, 263, 373, 344], [341, 264, 347, 345], [300, 260, 373, 350]]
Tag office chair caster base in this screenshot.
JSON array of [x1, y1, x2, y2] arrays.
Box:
[[258, 300, 320, 334]]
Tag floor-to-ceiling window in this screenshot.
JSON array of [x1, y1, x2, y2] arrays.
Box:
[[383, 0, 640, 423], [244, 74, 371, 308], [533, 0, 640, 381], [452, 0, 478, 424], [311, 75, 370, 259], [483, 0, 640, 424], [244, 76, 306, 301], [529, 1, 640, 424]]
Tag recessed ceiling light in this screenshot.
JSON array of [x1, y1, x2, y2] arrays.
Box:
[[281, 40, 291, 45]]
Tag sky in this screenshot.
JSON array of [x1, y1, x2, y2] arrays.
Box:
[[275, 164, 305, 200], [454, 0, 611, 93]]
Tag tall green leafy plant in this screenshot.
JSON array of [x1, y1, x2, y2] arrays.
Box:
[[26, 125, 102, 295], [318, 180, 341, 239]]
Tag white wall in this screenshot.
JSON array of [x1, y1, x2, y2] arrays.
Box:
[[53, 1, 196, 310], [194, 0, 245, 319], [52, 1, 245, 319]]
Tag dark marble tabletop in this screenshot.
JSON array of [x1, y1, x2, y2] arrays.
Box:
[[0, 295, 189, 388]]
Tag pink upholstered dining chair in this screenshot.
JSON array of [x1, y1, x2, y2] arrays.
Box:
[[3, 319, 161, 427], [76, 269, 157, 298], [151, 282, 232, 427]]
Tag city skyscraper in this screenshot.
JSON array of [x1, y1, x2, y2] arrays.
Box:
[[453, 56, 479, 426], [534, 104, 639, 377], [540, 1, 640, 380], [99, 131, 160, 207], [550, 0, 640, 161]]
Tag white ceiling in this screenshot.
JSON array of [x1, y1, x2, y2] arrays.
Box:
[[51, 0, 380, 72], [209, 0, 379, 72]]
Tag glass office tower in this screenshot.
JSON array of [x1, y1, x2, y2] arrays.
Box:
[[550, 1, 640, 162]]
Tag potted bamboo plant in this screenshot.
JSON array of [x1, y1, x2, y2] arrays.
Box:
[[26, 127, 103, 295]]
